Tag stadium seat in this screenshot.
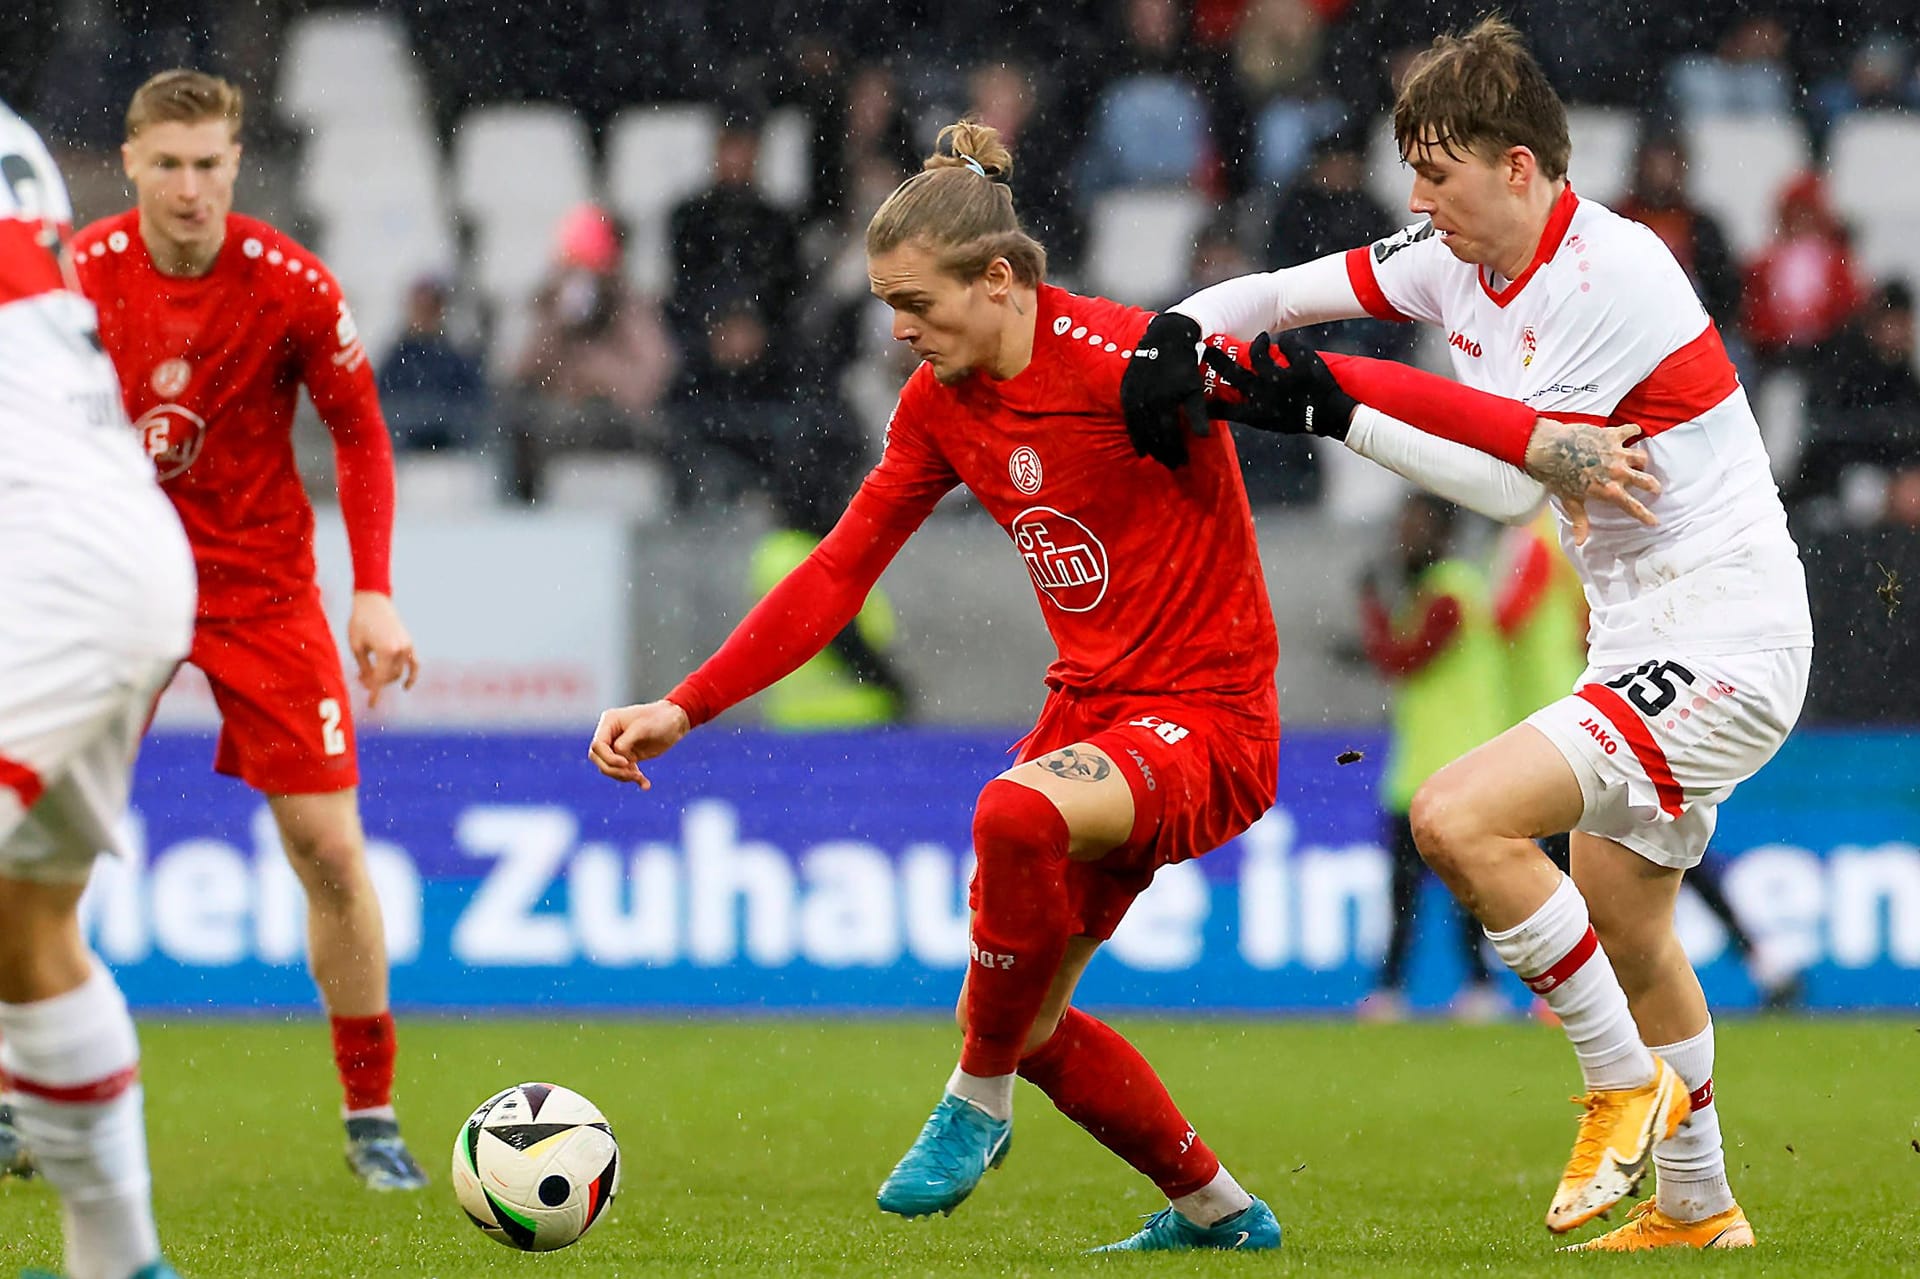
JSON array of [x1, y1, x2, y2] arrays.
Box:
[[606, 104, 720, 295], [541, 452, 673, 523], [452, 103, 595, 223], [758, 105, 813, 212], [1829, 114, 1920, 281], [1563, 107, 1636, 206], [1084, 189, 1212, 309], [1682, 114, 1811, 259], [278, 10, 425, 126], [1366, 114, 1412, 225]]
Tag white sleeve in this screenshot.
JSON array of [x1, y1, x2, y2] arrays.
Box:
[[1344, 407, 1546, 524], [1170, 252, 1368, 340]]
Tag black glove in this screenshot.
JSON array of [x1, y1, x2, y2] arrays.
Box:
[[1121, 312, 1210, 469], [1201, 332, 1357, 441]]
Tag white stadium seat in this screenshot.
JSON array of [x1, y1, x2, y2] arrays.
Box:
[[758, 105, 812, 212], [1683, 114, 1811, 259], [395, 452, 502, 514], [1366, 114, 1410, 223], [1829, 112, 1920, 222], [278, 11, 425, 127], [606, 104, 720, 296], [1084, 189, 1212, 309], [1563, 107, 1637, 206], [452, 103, 595, 222]]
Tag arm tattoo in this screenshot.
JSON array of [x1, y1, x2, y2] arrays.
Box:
[[1037, 746, 1112, 782]]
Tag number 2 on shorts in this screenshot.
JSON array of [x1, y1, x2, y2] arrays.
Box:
[[318, 697, 347, 756]]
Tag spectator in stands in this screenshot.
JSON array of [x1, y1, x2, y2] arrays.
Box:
[[1740, 173, 1865, 371], [376, 275, 487, 452], [1357, 493, 1508, 1022], [666, 98, 805, 355], [1076, 0, 1251, 202], [507, 203, 677, 502], [965, 61, 1084, 272], [1615, 131, 1743, 337], [1809, 31, 1917, 138], [1232, 0, 1345, 192], [1790, 281, 1920, 520], [1667, 14, 1796, 118]]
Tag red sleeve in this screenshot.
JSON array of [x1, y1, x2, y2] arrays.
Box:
[[1362, 593, 1463, 677], [1494, 534, 1555, 636], [667, 379, 956, 726], [1320, 351, 1537, 469], [1344, 246, 1413, 322], [667, 485, 928, 726], [292, 260, 395, 596]]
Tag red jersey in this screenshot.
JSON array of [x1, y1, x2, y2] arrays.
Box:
[[674, 284, 1280, 733], [71, 210, 394, 620]]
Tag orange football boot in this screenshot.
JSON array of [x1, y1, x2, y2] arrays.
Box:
[[1560, 1199, 1755, 1251], [1545, 1054, 1690, 1233]]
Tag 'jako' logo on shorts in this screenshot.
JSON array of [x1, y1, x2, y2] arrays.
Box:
[[1008, 446, 1043, 495], [133, 403, 207, 480], [1012, 506, 1108, 612]]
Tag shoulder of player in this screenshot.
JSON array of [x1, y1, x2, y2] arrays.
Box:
[[223, 215, 342, 298], [1558, 201, 1690, 294], [1037, 283, 1146, 362], [69, 209, 138, 262]]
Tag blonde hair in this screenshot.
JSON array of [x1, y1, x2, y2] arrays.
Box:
[[1392, 15, 1569, 181], [865, 119, 1047, 286], [126, 69, 244, 141]]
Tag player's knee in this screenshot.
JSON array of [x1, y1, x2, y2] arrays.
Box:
[[1408, 772, 1484, 878], [280, 828, 369, 898], [971, 778, 1068, 867]]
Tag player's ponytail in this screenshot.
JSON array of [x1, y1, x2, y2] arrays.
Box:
[[866, 118, 1047, 286]]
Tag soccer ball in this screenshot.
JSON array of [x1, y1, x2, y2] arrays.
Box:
[[451, 1082, 620, 1252]]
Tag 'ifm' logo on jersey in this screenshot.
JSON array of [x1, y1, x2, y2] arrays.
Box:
[[1012, 507, 1108, 613], [1521, 326, 1538, 368], [1448, 330, 1483, 358], [1008, 445, 1043, 495], [133, 403, 207, 481]]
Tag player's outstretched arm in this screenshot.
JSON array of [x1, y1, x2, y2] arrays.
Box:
[[589, 699, 691, 789], [348, 590, 419, 709]]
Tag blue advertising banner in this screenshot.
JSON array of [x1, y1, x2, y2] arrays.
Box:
[[94, 727, 1920, 1013]]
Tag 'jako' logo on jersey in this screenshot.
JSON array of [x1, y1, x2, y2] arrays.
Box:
[[1013, 507, 1108, 612], [1009, 446, 1043, 495], [133, 403, 207, 480], [1448, 330, 1483, 358], [149, 358, 190, 398]]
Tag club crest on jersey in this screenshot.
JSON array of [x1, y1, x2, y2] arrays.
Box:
[[149, 358, 190, 398], [1008, 446, 1043, 495], [1522, 326, 1538, 367], [1012, 506, 1108, 613], [133, 403, 207, 481]]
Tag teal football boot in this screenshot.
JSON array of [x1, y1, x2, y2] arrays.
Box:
[[875, 1094, 1011, 1218], [1091, 1196, 1282, 1253]]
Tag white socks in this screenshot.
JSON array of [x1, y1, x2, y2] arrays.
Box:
[[946, 1066, 1015, 1122], [0, 963, 160, 1279], [1484, 876, 1656, 1092], [1651, 1021, 1734, 1221], [1171, 1163, 1254, 1227]]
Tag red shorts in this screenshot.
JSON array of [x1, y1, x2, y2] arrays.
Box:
[[190, 588, 359, 795], [971, 691, 1279, 940]]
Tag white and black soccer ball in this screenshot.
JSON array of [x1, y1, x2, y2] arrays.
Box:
[[452, 1082, 620, 1252]]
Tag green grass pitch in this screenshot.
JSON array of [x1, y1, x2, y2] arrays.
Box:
[[2, 1017, 1913, 1277]]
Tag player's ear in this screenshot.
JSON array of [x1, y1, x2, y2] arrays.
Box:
[[982, 256, 1014, 303], [119, 140, 136, 181], [1506, 145, 1536, 189]]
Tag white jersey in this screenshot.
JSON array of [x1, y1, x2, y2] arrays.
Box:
[[1179, 188, 1812, 668], [0, 102, 156, 498]]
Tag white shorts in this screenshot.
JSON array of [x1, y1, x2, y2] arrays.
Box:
[[1525, 647, 1811, 870], [0, 491, 195, 884]]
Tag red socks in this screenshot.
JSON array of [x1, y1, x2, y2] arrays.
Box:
[[1019, 1007, 1220, 1199], [960, 779, 1073, 1077], [329, 1012, 396, 1114]]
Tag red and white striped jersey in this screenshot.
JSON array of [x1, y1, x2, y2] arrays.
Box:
[[0, 102, 154, 496]]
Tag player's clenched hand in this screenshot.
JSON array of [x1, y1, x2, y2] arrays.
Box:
[[1121, 312, 1210, 469], [1523, 418, 1662, 545], [348, 591, 419, 710], [589, 699, 691, 789], [1201, 332, 1356, 439]]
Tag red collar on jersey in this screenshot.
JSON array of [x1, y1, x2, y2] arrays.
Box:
[[1479, 184, 1580, 309]]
